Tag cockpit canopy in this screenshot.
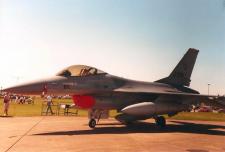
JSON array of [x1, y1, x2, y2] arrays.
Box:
[[56, 65, 107, 77]]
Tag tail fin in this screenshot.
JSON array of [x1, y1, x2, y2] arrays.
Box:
[[156, 48, 199, 87]]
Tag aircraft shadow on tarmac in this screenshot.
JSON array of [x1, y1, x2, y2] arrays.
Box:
[[33, 121, 225, 136]]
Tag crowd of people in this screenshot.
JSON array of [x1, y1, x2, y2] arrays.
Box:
[[11, 95, 35, 104]]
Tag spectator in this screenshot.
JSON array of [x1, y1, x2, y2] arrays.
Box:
[[15, 95, 19, 103], [45, 95, 54, 115], [3, 93, 10, 116], [18, 96, 24, 104]]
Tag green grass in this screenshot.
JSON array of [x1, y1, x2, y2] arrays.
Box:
[[168, 112, 225, 122], [0, 97, 81, 116], [0, 97, 225, 121]]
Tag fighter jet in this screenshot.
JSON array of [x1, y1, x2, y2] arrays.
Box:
[[3, 48, 222, 128]]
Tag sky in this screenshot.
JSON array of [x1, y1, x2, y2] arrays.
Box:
[[0, 0, 225, 95]]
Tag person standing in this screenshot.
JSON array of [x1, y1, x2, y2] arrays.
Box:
[[45, 95, 54, 115], [3, 93, 10, 116]]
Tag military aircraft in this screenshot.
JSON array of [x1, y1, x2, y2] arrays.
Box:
[[3, 48, 223, 128]]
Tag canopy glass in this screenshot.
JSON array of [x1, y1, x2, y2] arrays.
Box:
[[56, 65, 106, 77]]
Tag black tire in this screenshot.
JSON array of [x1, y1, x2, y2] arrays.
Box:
[[155, 116, 166, 128], [89, 119, 96, 128]]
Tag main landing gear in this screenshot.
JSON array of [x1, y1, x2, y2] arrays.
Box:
[[154, 116, 166, 128]]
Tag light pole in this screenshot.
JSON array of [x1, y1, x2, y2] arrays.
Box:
[[208, 84, 211, 95]]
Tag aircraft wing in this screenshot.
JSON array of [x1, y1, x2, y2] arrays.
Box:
[[114, 85, 216, 99], [114, 85, 225, 108]]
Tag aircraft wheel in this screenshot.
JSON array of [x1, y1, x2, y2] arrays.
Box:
[[89, 119, 96, 128], [155, 116, 166, 128]]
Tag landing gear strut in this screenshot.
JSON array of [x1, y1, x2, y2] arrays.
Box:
[[155, 116, 166, 128], [89, 119, 96, 128]]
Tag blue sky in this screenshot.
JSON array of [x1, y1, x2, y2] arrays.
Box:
[[0, 0, 225, 94]]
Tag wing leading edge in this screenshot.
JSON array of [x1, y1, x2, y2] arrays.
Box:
[[114, 86, 215, 99]]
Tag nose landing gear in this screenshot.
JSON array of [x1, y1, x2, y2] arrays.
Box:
[[89, 119, 97, 128], [88, 109, 109, 129]]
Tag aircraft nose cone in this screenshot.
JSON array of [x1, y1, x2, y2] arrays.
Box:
[[2, 76, 66, 95], [3, 82, 45, 95]]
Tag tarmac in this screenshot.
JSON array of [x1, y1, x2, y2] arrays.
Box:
[[0, 116, 225, 152]]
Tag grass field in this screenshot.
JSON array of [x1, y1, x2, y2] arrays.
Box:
[[0, 97, 225, 121], [0, 97, 75, 116]]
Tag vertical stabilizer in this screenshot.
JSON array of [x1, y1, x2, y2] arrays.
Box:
[[156, 48, 199, 86]]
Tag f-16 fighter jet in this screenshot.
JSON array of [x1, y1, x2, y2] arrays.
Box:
[[4, 48, 221, 128]]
